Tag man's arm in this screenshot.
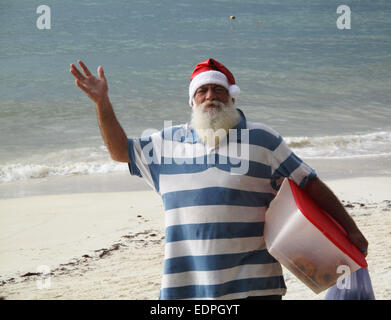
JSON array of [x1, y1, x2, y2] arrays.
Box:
[[303, 177, 369, 256], [94, 97, 129, 162], [70, 60, 129, 162]]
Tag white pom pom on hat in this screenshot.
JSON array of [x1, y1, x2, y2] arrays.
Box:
[[189, 58, 240, 107]]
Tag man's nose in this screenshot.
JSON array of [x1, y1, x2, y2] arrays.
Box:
[[205, 87, 216, 100]]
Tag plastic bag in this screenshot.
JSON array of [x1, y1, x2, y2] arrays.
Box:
[[325, 267, 375, 300]]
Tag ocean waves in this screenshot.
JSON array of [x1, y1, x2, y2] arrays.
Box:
[[286, 131, 391, 159], [0, 146, 127, 183], [1, 131, 390, 183]]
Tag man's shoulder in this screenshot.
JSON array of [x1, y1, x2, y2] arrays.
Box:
[[246, 120, 282, 139], [244, 120, 283, 150], [138, 124, 188, 141]]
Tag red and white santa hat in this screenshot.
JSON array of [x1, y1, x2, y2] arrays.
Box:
[[189, 58, 240, 107]]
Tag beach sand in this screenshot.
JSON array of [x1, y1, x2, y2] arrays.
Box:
[[0, 176, 390, 300]]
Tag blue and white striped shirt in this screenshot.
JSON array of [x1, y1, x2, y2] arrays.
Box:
[[127, 109, 316, 299]]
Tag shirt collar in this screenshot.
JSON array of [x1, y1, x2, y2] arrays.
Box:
[[233, 108, 247, 130]]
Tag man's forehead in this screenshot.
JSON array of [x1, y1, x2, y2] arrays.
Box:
[[197, 84, 227, 90]]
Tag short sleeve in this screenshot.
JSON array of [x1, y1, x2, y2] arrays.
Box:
[[127, 131, 163, 193], [269, 136, 317, 189]]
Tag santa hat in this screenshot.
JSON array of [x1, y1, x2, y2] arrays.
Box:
[[189, 58, 240, 107]]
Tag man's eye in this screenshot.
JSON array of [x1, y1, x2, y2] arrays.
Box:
[[196, 89, 207, 95]]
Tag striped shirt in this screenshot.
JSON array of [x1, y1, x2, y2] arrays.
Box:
[[127, 109, 316, 300]]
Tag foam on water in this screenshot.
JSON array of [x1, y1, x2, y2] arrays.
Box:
[[286, 131, 391, 159], [0, 146, 127, 183], [1, 131, 390, 183]]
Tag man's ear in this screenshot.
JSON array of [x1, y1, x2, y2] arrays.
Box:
[[232, 98, 235, 104]]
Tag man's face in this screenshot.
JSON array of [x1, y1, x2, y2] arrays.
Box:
[[191, 83, 240, 148], [193, 84, 230, 109]]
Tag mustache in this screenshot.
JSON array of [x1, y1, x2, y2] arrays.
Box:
[[199, 100, 225, 110]]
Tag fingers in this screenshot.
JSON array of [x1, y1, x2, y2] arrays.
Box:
[[75, 79, 88, 94], [70, 63, 86, 81], [78, 60, 92, 77], [75, 79, 96, 100], [98, 66, 106, 81]]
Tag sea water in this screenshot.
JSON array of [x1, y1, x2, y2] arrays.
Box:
[[1, 0, 390, 186]]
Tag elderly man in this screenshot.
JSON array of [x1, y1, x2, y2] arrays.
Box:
[[70, 58, 368, 300]]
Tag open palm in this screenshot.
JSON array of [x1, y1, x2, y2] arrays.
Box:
[[70, 60, 108, 104]]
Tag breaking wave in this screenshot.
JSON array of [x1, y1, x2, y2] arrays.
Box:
[[0, 146, 127, 183], [286, 131, 391, 159], [1, 131, 390, 183]]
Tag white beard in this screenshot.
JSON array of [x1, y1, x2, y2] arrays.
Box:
[[191, 99, 240, 147]]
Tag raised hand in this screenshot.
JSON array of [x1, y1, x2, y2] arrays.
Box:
[[70, 60, 108, 104]]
